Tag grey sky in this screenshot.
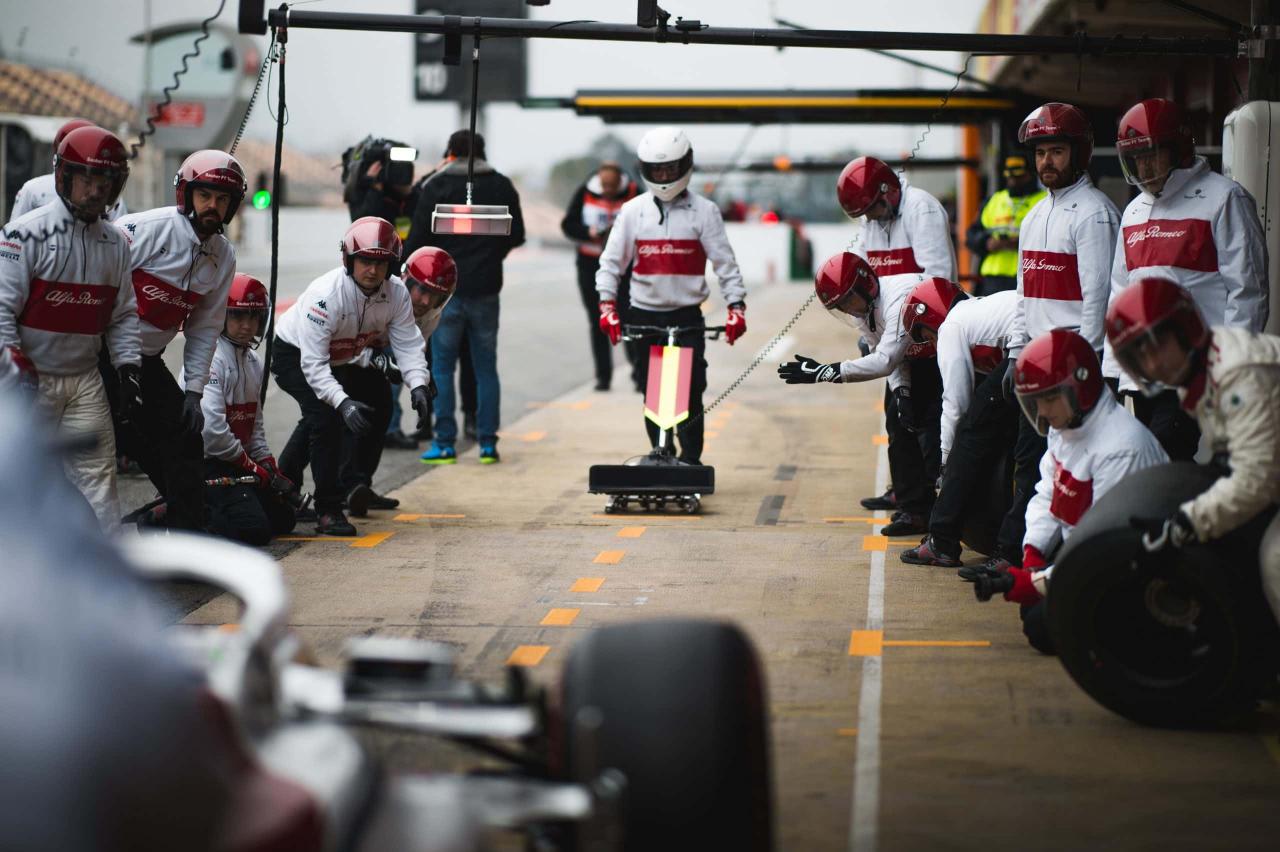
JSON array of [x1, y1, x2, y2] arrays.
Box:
[[1, 0, 987, 179]]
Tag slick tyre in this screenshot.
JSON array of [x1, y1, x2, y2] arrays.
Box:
[[1047, 463, 1279, 728], [556, 619, 773, 851]]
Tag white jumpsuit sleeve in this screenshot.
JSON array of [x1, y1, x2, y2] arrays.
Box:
[[181, 259, 235, 393], [702, 203, 747, 305], [1216, 185, 1269, 332], [1100, 233, 1129, 384], [0, 229, 35, 353], [104, 242, 141, 369], [386, 285, 430, 391], [1022, 449, 1063, 557], [200, 357, 245, 463], [296, 290, 348, 410], [839, 294, 908, 384], [1075, 206, 1120, 352], [1008, 230, 1028, 354], [936, 320, 973, 464], [595, 205, 637, 303], [906, 199, 957, 281]]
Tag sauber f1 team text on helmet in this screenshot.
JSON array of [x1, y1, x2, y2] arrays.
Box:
[[174, 150, 248, 226], [1018, 102, 1094, 171], [1116, 98, 1196, 190], [1105, 277, 1210, 396], [836, 156, 901, 219], [54, 126, 129, 223], [637, 126, 694, 202], [224, 273, 270, 348], [1014, 329, 1104, 436]]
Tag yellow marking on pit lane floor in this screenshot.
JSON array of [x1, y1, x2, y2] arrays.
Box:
[[849, 630, 883, 656], [217, 623, 240, 634], [394, 513, 466, 521], [571, 577, 605, 592], [837, 728, 859, 737], [875, 401, 885, 413], [279, 531, 395, 548], [594, 550, 625, 565], [886, 540, 916, 547], [526, 400, 592, 411], [825, 517, 888, 524], [351, 531, 394, 548], [591, 514, 702, 521], [862, 535, 889, 552], [617, 526, 646, 538], [849, 630, 991, 656], [871, 434, 889, 446], [541, 608, 581, 626], [498, 430, 546, 442], [507, 645, 550, 666], [705, 430, 720, 438]]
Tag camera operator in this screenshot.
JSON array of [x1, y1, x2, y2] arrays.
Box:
[[343, 136, 419, 234]]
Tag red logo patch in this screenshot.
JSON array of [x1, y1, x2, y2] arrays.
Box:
[[19, 278, 118, 335], [225, 401, 258, 444], [1021, 250, 1081, 301], [1123, 217, 1217, 272], [1049, 458, 1093, 526], [329, 332, 380, 362], [634, 239, 708, 276], [865, 247, 923, 275], [133, 270, 200, 330]]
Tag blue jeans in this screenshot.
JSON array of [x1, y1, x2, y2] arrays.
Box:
[[430, 294, 500, 446]]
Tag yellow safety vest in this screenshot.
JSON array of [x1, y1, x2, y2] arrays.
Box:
[[979, 188, 1046, 278]]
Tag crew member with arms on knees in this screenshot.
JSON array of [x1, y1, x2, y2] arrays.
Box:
[[899, 284, 1020, 567], [1106, 277, 1280, 631], [272, 217, 433, 536], [0, 126, 139, 531], [596, 126, 747, 465], [966, 329, 1167, 653], [1103, 98, 1269, 460], [831, 156, 956, 532], [113, 150, 246, 530], [196, 274, 295, 545], [776, 252, 936, 536], [1001, 102, 1120, 567], [6, 119, 129, 224]]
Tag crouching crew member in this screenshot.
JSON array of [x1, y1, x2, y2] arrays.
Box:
[[968, 330, 1167, 652], [1106, 277, 1280, 630], [1104, 98, 1269, 460], [0, 126, 139, 531], [198, 274, 295, 545], [596, 126, 747, 465], [900, 285, 1020, 568], [272, 217, 433, 536], [114, 150, 245, 530]]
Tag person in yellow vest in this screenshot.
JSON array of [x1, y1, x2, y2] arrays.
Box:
[[964, 155, 1046, 296]]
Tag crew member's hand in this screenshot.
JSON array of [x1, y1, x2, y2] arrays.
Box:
[[894, 386, 915, 433], [338, 398, 375, 436], [1001, 358, 1017, 400], [410, 384, 433, 425], [117, 363, 143, 423], [777, 354, 841, 384], [259, 455, 295, 493], [598, 300, 622, 346], [7, 346, 38, 397], [181, 390, 205, 435], [234, 451, 273, 489], [936, 463, 947, 491], [1134, 510, 1198, 552], [724, 302, 747, 345], [370, 350, 403, 384]]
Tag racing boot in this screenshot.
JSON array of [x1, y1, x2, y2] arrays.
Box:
[[860, 487, 896, 511], [316, 510, 357, 537], [368, 492, 400, 510], [958, 555, 1013, 582], [880, 511, 927, 537], [901, 535, 961, 567]]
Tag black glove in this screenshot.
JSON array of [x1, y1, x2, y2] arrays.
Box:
[[338, 398, 375, 435], [777, 354, 842, 384], [1132, 510, 1198, 553], [893, 386, 915, 433], [410, 384, 434, 425], [370, 350, 403, 385], [180, 390, 204, 435], [1001, 358, 1017, 401], [961, 566, 1015, 602], [117, 364, 143, 424]]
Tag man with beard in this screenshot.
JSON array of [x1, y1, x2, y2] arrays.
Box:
[[114, 151, 245, 531]]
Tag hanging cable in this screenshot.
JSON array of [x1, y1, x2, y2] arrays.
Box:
[[259, 18, 288, 403], [228, 27, 276, 156]]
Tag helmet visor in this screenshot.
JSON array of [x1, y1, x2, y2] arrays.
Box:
[[1016, 385, 1082, 437], [1112, 319, 1191, 396], [409, 280, 453, 314], [223, 307, 267, 347], [1117, 137, 1175, 188], [824, 290, 870, 329], [640, 150, 692, 186]]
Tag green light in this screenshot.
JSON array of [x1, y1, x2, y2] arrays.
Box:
[[252, 189, 272, 210]]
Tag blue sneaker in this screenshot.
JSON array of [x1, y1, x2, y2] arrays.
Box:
[[479, 444, 500, 464], [420, 443, 457, 465]]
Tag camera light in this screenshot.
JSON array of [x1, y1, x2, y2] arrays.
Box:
[[389, 146, 418, 162], [431, 204, 513, 236]]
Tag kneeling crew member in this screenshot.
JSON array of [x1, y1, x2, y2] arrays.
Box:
[[272, 217, 433, 536], [1106, 277, 1280, 630], [198, 274, 295, 545]]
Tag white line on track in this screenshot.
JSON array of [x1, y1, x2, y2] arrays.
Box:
[[850, 440, 889, 852]]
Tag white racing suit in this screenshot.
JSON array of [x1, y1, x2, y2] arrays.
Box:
[[834, 273, 922, 389], [936, 289, 1018, 464], [7, 172, 128, 223], [199, 336, 271, 465], [0, 199, 140, 530], [1177, 327, 1280, 626]]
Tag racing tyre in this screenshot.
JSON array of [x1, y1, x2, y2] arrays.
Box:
[[557, 619, 773, 851], [1047, 462, 1279, 727]]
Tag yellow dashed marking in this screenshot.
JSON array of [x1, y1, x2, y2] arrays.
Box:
[[883, 640, 991, 648], [541, 608, 580, 626], [705, 430, 720, 438], [871, 434, 889, 446], [499, 430, 546, 442], [571, 577, 605, 592], [837, 728, 859, 737], [849, 630, 883, 656], [394, 513, 466, 521], [862, 535, 889, 552], [825, 517, 888, 524], [527, 400, 592, 411], [617, 526, 646, 538], [594, 550, 625, 565], [874, 401, 885, 413], [351, 531, 394, 548], [507, 645, 550, 666], [279, 531, 395, 548]]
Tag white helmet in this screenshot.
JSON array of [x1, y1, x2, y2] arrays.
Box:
[[637, 126, 693, 202]]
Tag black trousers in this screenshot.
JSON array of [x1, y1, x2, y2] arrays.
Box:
[[929, 368, 1020, 558], [105, 352, 206, 530], [629, 305, 707, 464], [1133, 388, 1200, 461], [995, 390, 1048, 564], [272, 343, 392, 514], [576, 258, 614, 386], [885, 358, 943, 516], [204, 458, 296, 546]]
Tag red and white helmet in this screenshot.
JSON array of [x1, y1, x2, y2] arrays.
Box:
[[174, 150, 247, 225], [1105, 277, 1209, 396], [836, 157, 901, 219], [51, 118, 95, 164], [902, 277, 966, 345], [1017, 102, 1094, 171], [54, 126, 129, 222], [224, 273, 270, 348], [1116, 98, 1195, 189], [637, 126, 694, 202], [341, 217, 402, 280], [1014, 329, 1104, 436], [815, 251, 880, 329], [402, 247, 458, 314]]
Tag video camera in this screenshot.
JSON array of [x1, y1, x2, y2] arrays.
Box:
[[341, 136, 417, 203]]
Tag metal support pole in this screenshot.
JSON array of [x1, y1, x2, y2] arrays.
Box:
[[1249, 0, 1280, 101]]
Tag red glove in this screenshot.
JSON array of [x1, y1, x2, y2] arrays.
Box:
[[6, 345, 38, 395], [725, 303, 746, 345], [1003, 567, 1044, 606], [1022, 545, 1047, 571], [598, 299, 622, 346], [236, 451, 273, 489], [259, 455, 295, 493]]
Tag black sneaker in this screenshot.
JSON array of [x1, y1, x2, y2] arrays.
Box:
[[901, 536, 961, 567], [346, 484, 374, 518], [594, 380, 611, 392], [860, 488, 897, 511], [368, 492, 400, 510], [383, 430, 418, 450], [957, 555, 1013, 582], [316, 511, 356, 536], [463, 412, 478, 441], [880, 511, 927, 537]]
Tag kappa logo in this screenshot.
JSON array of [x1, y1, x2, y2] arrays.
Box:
[[317, 299, 327, 310], [1125, 223, 1188, 247], [125, 223, 136, 233]]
